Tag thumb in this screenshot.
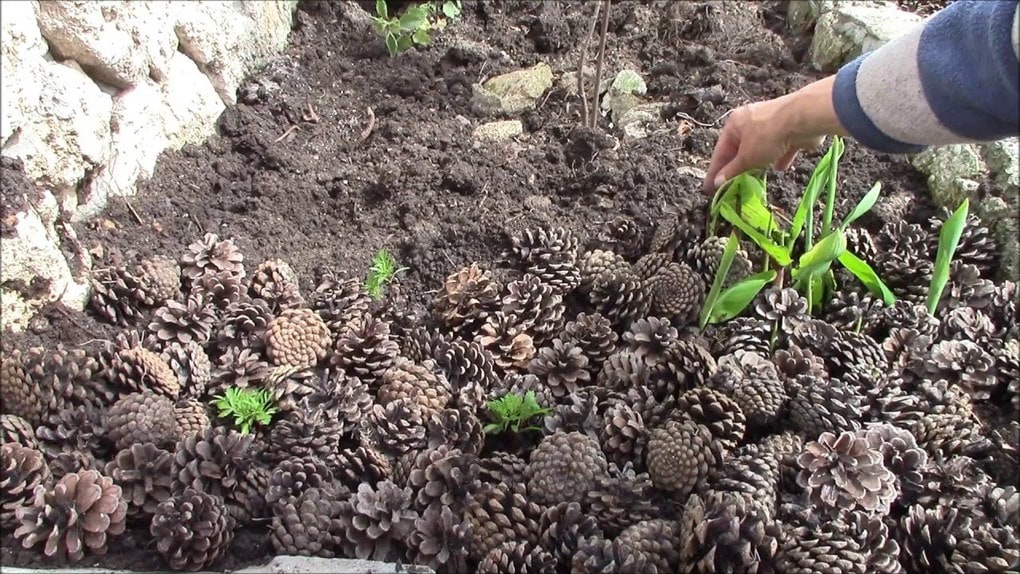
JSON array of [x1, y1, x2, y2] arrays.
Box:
[[712, 157, 752, 191]]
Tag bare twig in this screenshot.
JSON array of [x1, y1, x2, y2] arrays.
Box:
[[674, 109, 735, 128], [273, 125, 299, 143], [590, 0, 612, 129], [302, 103, 320, 123], [360, 107, 376, 140], [188, 213, 205, 234], [122, 197, 143, 225], [577, 1, 602, 127]]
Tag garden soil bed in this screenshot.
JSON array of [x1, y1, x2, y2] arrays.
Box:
[[3, 1, 1010, 573]]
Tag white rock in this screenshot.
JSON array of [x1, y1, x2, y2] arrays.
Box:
[[911, 144, 987, 209], [787, 0, 889, 30], [36, 1, 179, 88], [174, 1, 299, 105], [809, 4, 922, 71], [2, 59, 113, 194], [474, 120, 524, 142], [161, 51, 228, 151], [1, 0, 48, 143], [0, 191, 90, 333]]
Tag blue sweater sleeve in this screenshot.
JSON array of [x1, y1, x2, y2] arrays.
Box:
[[832, 0, 1020, 154]]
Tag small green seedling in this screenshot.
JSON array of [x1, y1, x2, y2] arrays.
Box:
[[926, 198, 970, 315], [365, 248, 407, 300], [371, 0, 461, 58], [483, 391, 551, 435], [212, 387, 278, 434]]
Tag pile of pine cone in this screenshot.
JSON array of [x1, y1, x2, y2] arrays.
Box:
[[1, 207, 1018, 573]]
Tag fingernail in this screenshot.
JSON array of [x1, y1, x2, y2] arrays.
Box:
[[713, 175, 725, 189]]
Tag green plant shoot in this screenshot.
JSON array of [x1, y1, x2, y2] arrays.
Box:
[[371, 0, 461, 58], [365, 248, 407, 300], [926, 198, 970, 315], [212, 387, 277, 434], [699, 232, 739, 328], [483, 391, 550, 435]]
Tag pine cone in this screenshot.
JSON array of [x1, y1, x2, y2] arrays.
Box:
[[996, 339, 1020, 415], [665, 337, 719, 391], [597, 215, 644, 260], [942, 261, 997, 311], [377, 357, 451, 412], [1, 350, 50, 425], [615, 519, 681, 574], [367, 398, 428, 456], [528, 339, 591, 398], [133, 254, 181, 304], [266, 456, 335, 510], [824, 289, 883, 333], [927, 339, 998, 402], [151, 487, 236, 571], [708, 316, 772, 357], [34, 406, 105, 477], [1, 414, 38, 449], [478, 452, 528, 485], [646, 419, 719, 496], [265, 308, 332, 369], [252, 364, 319, 413], [427, 406, 484, 456], [721, 352, 788, 428], [407, 503, 470, 572], [644, 262, 704, 322], [599, 401, 646, 468], [560, 312, 618, 372], [191, 269, 245, 311], [939, 306, 999, 342], [536, 501, 602, 570], [331, 315, 400, 386], [433, 263, 500, 334], [309, 271, 371, 335], [215, 298, 273, 354], [21, 346, 112, 413], [797, 430, 897, 516], [248, 258, 303, 310], [211, 347, 270, 391], [104, 391, 177, 450], [989, 280, 1018, 335], [861, 422, 928, 499], [787, 375, 864, 438], [161, 341, 211, 399], [13, 469, 127, 563], [478, 541, 558, 574], [526, 431, 609, 506], [907, 413, 992, 459], [675, 387, 746, 453], [650, 213, 703, 260], [632, 252, 671, 282], [776, 516, 873, 574], [710, 442, 781, 513], [181, 233, 244, 281], [475, 312, 537, 371], [270, 485, 344, 557], [952, 523, 1020, 574], [501, 274, 566, 345], [542, 387, 602, 437], [404, 445, 480, 512], [263, 402, 344, 466], [104, 442, 173, 518], [89, 265, 147, 326], [688, 235, 752, 286], [755, 287, 809, 325], [147, 294, 217, 348], [304, 372, 374, 436], [578, 249, 631, 293], [679, 491, 780, 574], [503, 227, 581, 294], [463, 482, 544, 562], [584, 462, 665, 537], [624, 316, 678, 366], [107, 344, 181, 399], [898, 503, 973, 573], [589, 270, 651, 327], [171, 426, 255, 508], [1, 443, 51, 529], [571, 536, 647, 574], [336, 480, 418, 561], [432, 339, 500, 408]]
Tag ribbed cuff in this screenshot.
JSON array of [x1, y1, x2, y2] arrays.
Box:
[[833, 55, 928, 155]]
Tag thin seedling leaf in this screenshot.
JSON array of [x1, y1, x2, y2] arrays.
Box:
[[719, 203, 792, 266], [699, 232, 740, 329], [820, 136, 846, 237], [788, 152, 831, 250], [709, 270, 777, 323], [376, 0, 389, 19], [442, 0, 461, 18], [839, 182, 882, 231], [837, 250, 897, 305], [926, 198, 970, 315], [791, 230, 846, 282], [399, 4, 429, 30]]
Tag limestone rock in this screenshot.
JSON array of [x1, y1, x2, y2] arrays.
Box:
[[474, 120, 524, 142], [471, 63, 554, 116], [618, 103, 667, 142], [36, 1, 179, 88], [787, 0, 888, 31], [602, 69, 647, 122], [0, 1, 48, 144], [911, 144, 987, 209], [809, 4, 922, 71], [174, 1, 299, 106]]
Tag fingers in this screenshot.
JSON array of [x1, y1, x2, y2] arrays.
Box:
[[772, 148, 799, 172], [704, 124, 740, 194]]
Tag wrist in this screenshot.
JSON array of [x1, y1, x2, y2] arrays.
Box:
[[778, 76, 848, 144]]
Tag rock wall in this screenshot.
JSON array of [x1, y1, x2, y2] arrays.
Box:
[[1, 0, 298, 332]]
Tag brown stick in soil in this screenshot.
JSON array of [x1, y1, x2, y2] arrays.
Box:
[[273, 125, 299, 143], [577, 1, 602, 128], [590, 0, 613, 129], [360, 107, 376, 141]]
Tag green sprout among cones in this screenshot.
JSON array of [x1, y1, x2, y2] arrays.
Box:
[[365, 248, 407, 300], [212, 387, 278, 434], [484, 391, 551, 435]]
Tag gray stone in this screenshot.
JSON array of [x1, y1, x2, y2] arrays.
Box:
[[617, 102, 667, 141], [911, 144, 987, 209], [602, 69, 647, 121], [471, 62, 553, 116], [787, 0, 888, 31], [809, 3, 922, 71], [474, 119, 524, 142]]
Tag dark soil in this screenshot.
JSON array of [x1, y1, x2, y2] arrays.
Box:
[[2, 0, 949, 571]]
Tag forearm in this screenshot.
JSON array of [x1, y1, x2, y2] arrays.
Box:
[[832, 0, 1020, 154]]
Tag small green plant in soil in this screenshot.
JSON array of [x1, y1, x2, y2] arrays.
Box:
[[365, 248, 407, 300], [371, 0, 462, 58], [927, 197, 970, 315], [212, 387, 278, 434], [483, 391, 551, 435], [704, 135, 896, 321]]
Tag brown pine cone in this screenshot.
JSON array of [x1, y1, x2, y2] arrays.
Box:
[[377, 357, 452, 413], [675, 387, 746, 453], [173, 398, 211, 439], [367, 398, 428, 456], [571, 536, 648, 574], [599, 401, 646, 468], [326, 443, 393, 492], [538, 501, 602, 570], [215, 298, 273, 354], [266, 456, 336, 509], [408, 503, 470, 572], [211, 347, 270, 392], [13, 469, 127, 563], [261, 364, 318, 412], [404, 445, 480, 512], [528, 339, 591, 398], [104, 391, 177, 450], [309, 271, 371, 336], [597, 215, 644, 260], [336, 479, 418, 561], [432, 339, 501, 405], [463, 482, 544, 562], [797, 430, 897, 516], [680, 491, 780, 574], [502, 227, 581, 295], [632, 252, 672, 282], [147, 293, 217, 348], [265, 308, 332, 369], [722, 352, 788, 428], [477, 451, 528, 485], [161, 340, 211, 399], [584, 463, 664, 537], [1, 350, 50, 425], [773, 344, 828, 381], [263, 403, 344, 466], [104, 442, 173, 518], [89, 266, 147, 326], [191, 269, 246, 311], [181, 233, 244, 281], [434, 263, 501, 334], [133, 254, 181, 304], [501, 274, 566, 345], [304, 371, 374, 436], [475, 312, 537, 371], [646, 419, 720, 496], [427, 406, 484, 457], [578, 249, 631, 293], [526, 431, 609, 506], [331, 315, 400, 386], [710, 442, 781, 512], [249, 258, 304, 311], [560, 312, 618, 372], [597, 349, 652, 393], [171, 426, 255, 505], [664, 336, 719, 391], [107, 345, 180, 399], [151, 487, 236, 571], [787, 375, 864, 439], [907, 413, 992, 459], [478, 541, 558, 574], [775, 516, 872, 574], [644, 262, 704, 323], [615, 519, 682, 574], [688, 235, 752, 286], [1, 443, 51, 529], [270, 485, 344, 557], [589, 270, 651, 327], [624, 316, 679, 368], [1, 414, 38, 449], [34, 406, 105, 476], [951, 523, 1020, 574], [22, 346, 113, 413]]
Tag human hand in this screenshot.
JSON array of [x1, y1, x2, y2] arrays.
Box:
[[703, 76, 846, 194]]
